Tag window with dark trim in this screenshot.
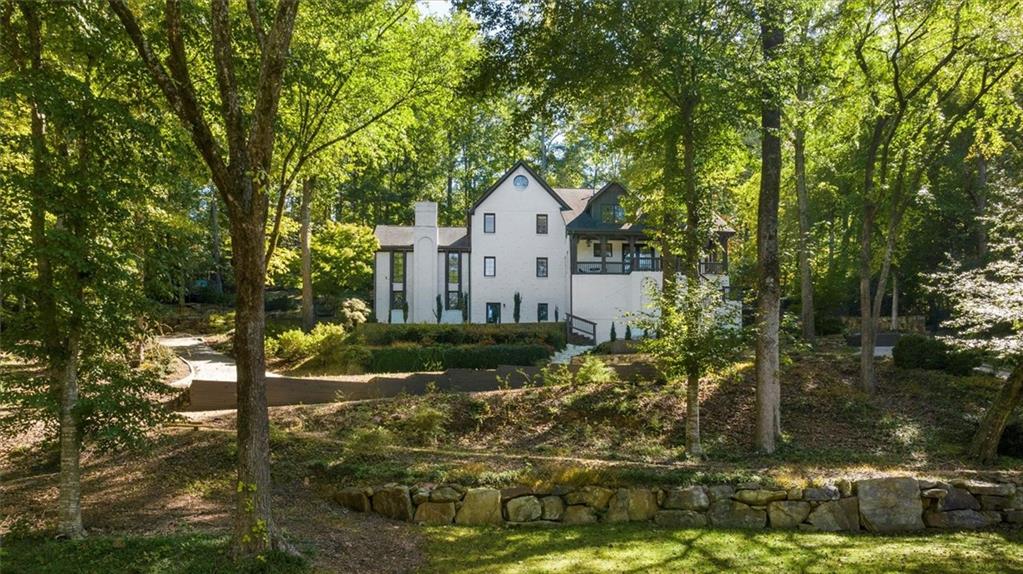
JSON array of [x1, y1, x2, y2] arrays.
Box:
[[593, 242, 613, 258], [483, 213, 496, 233], [484, 256, 496, 277], [601, 203, 625, 224], [536, 257, 548, 278], [537, 303, 548, 322], [536, 214, 548, 234], [486, 302, 501, 324], [389, 252, 406, 309], [445, 252, 462, 309]]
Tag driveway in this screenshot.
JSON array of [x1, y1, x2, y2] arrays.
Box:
[[159, 335, 278, 382]]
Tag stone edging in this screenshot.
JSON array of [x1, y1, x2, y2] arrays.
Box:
[[167, 355, 195, 390], [335, 476, 1023, 532]]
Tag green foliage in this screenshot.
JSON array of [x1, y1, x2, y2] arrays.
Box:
[[574, 356, 616, 385], [397, 404, 450, 445], [344, 426, 396, 460], [893, 335, 982, 377], [356, 322, 566, 350], [610, 323, 617, 342], [310, 223, 378, 299], [337, 298, 370, 330], [434, 294, 443, 324], [624, 325, 632, 341], [366, 344, 551, 373], [513, 292, 522, 324], [273, 329, 321, 362]]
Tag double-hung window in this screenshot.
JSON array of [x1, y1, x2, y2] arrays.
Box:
[[484, 256, 496, 277], [537, 303, 549, 322], [536, 214, 548, 234], [389, 252, 406, 308], [483, 213, 496, 233], [536, 257, 548, 278]]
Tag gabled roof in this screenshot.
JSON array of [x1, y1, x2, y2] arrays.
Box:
[[468, 160, 571, 215], [374, 225, 470, 251], [552, 187, 595, 224], [584, 181, 627, 212]]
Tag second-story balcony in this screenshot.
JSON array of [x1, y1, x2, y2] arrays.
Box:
[[574, 256, 662, 275]]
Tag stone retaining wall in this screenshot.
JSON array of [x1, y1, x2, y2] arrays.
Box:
[[334, 477, 1023, 531]]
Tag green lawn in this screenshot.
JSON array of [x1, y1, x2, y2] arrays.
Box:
[[423, 524, 1023, 574], [5, 527, 1021, 573], [0, 535, 309, 574]]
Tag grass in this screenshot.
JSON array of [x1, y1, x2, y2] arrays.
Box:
[[0, 534, 309, 574], [423, 524, 1023, 574], [5, 526, 1021, 573]]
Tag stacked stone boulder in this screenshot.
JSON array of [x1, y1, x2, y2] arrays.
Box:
[[333, 476, 1022, 531]]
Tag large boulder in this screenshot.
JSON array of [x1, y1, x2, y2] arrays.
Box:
[[734, 489, 787, 506], [707, 485, 735, 502], [506, 496, 542, 522], [923, 509, 999, 529], [455, 488, 502, 525], [663, 487, 710, 511], [414, 501, 456, 525], [540, 496, 564, 520], [562, 505, 598, 524], [938, 487, 980, 511], [707, 500, 767, 529], [803, 486, 840, 502], [564, 486, 614, 510], [372, 485, 414, 521], [334, 487, 371, 513], [980, 495, 1010, 511], [952, 480, 1015, 497], [605, 489, 659, 523], [856, 478, 924, 532], [807, 499, 859, 531], [768, 501, 811, 528], [430, 485, 463, 503], [654, 510, 707, 528]]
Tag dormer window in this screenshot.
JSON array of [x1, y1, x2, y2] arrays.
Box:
[[513, 175, 528, 189], [601, 203, 625, 224]]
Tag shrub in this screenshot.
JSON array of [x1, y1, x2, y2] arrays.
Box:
[[610, 323, 617, 341], [274, 329, 319, 361], [344, 426, 396, 459], [398, 404, 449, 445], [265, 294, 298, 312], [575, 356, 616, 385], [338, 298, 370, 329], [892, 334, 982, 376], [355, 322, 566, 350], [625, 325, 632, 340], [366, 344, 551, 373]]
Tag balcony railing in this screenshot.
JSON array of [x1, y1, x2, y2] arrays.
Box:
[[700, 260, 728, 275], [574, 256, 662, 275]]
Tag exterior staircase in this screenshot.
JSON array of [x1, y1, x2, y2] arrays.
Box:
[[551, 343, 594, 365]]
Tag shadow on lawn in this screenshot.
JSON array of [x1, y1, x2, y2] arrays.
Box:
[[424, 524, 1023, 574]]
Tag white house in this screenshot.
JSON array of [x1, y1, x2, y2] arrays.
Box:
[[372, 161, 737, 343]]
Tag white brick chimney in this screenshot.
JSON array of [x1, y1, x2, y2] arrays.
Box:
[[411, 202, 439, 322]]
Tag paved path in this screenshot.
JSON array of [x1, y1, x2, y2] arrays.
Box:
[[159, 335, 278, 381]]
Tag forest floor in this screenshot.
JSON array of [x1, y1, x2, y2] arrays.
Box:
[[3, 343, 1021, 572]]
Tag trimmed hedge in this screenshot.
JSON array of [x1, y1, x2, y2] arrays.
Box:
[[892, 334, 982, 376], [366, 344, 552, 372], [356, 322, 566, 350]]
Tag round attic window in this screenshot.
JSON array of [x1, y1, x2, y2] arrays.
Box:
[[513, 175, 528, 189]]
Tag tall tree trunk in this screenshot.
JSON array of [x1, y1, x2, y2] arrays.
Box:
[[969, 365, 1023, 465], [755, 5, 783, 453], [890, 273, 898, 331], [794, 127, 814, 342], [685, 367, 702, 457], [210, 192, 223, 296], [58, 297, 84, 539], [300, 177, 315, 332], [859, 203, 877, 392], [230, 211, 276, 555]]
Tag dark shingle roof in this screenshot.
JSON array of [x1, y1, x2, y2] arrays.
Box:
[[374, 225, 469, 251]]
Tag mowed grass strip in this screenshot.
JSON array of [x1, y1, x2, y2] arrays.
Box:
[[422, 524, 1023, 574]]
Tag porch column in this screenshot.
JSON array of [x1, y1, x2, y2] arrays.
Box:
[[627, 236, 636, 272], [570, 235, 578, 275], [600, 236, 608, 273]]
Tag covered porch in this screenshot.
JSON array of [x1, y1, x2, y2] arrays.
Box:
[[570, 233, 661, 275]]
